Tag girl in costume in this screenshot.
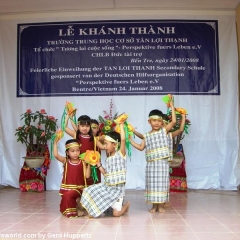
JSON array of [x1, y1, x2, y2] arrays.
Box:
[[129, 97, 176, 213], [53, 139, 91, 218], [91, 119, 105, 145], [65, 114, 105, 185], [162, 113, 186, 207], [80, 122, 130, 218], [91, 119, 101, 137]]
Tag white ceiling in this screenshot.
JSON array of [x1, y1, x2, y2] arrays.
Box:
[[0, 0, 240, 15]]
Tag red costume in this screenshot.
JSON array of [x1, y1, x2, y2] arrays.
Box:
[[170, 145, 187, 192], [59, 159, 86, 218], [77, 134, 101, 185]]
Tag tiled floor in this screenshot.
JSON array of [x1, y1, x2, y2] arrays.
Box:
[[0, 187, 240, 240]]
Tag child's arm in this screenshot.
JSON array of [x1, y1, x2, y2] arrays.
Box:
[[96, 160, 106, 175], [69, 116, 78, 131], [166, 98, 176, 132], [129, 135, 146, 151], [172, 114, 186, 138], [133, 129, 144, 139], [97, 135, 105, 144], [119, 122, 126, 156], [96, 138, 106, 150], [53, 140, 66, 163], [64, 115, 76, 138], [83, 162, 91, 178]]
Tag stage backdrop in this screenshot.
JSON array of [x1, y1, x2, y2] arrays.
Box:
[[17, 20, 219, 97], [0, 12, 239, 190]]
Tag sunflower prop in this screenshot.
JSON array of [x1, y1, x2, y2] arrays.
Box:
[[82, 150, 100, 183], [61, 101, 77, 131], [114, 114, 133, 158], [50, 129, 64, 160], [115, 123, 134, 134], [114, 113, 128, 125], [83, 150, 100, 166], [65, 101, 77, 116], [175, 108, 187, 115]]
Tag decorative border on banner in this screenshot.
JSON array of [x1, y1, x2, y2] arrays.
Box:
[[17, 19, 220, 97]]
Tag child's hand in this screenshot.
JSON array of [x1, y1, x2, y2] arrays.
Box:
[[114, 113, 128, 124], [169, 95, 174, 108], [96, 160, 101, 166]]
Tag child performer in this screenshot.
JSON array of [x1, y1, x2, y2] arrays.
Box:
[[129, 98, 176, 213], [80, 122, 130, 218], [91, 119, 101, 137], [53, 139, 91, 218], [65, 115, 105, 185], [162, 113, 186, 161], [91, 119, 105, 145], [162, 113, 186, 208]]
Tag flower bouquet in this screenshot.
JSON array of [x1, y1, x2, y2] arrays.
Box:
[[98, 99, 118, 135], [83, 150, 100, 166]]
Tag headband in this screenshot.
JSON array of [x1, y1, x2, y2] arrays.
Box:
[[148, 115, 163, 120], [91, 123, 99, 128], [65, 142, 80, 149], [105, 135, 117, 143]]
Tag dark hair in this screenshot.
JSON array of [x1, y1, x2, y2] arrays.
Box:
[[65, 139, 80, 155], [65, 139, 79, 144], [106, 131, 121, 142], [78, 115, 91, 125], [65, 139, 79, 149], [91, 119, 99, 125], [162, 114, 170, 122], [76, 115, 94, 141], [148, 109, 163, 117]]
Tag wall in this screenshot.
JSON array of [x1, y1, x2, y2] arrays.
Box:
[[0, 9, 239, 190]]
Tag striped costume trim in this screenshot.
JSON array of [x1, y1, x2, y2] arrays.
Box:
[[104, 169, 126, 176], [81, 191, 102, 216], [145, 190, 168, 204], [146, 201, 166, 204], [147, 157, 169, 162], [146, 147, 169, 155], [60, 184, 85, 189], [104, 180, 126, 186], [145, 191, 169, 195], [62, 208, 78, 217], [59, 189, 81, 196]]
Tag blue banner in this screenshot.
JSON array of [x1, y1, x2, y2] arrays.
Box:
[[17, 20, 220, 97]]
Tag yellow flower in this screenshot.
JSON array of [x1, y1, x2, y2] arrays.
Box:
[[114, 113, 128, 124], [115, 123, 134, 133], [84, 150, 100, 166], [104, 126, 111, 131], [106, 120, 113, 126]]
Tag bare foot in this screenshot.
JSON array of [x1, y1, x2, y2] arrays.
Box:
[[157, 205, 165, 213], [164, 202, 170, 208], [77, 209, 84, 217], [124, 202, 130, 214], [149, 204, 157, 213], [76, 201, 85, 217]]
